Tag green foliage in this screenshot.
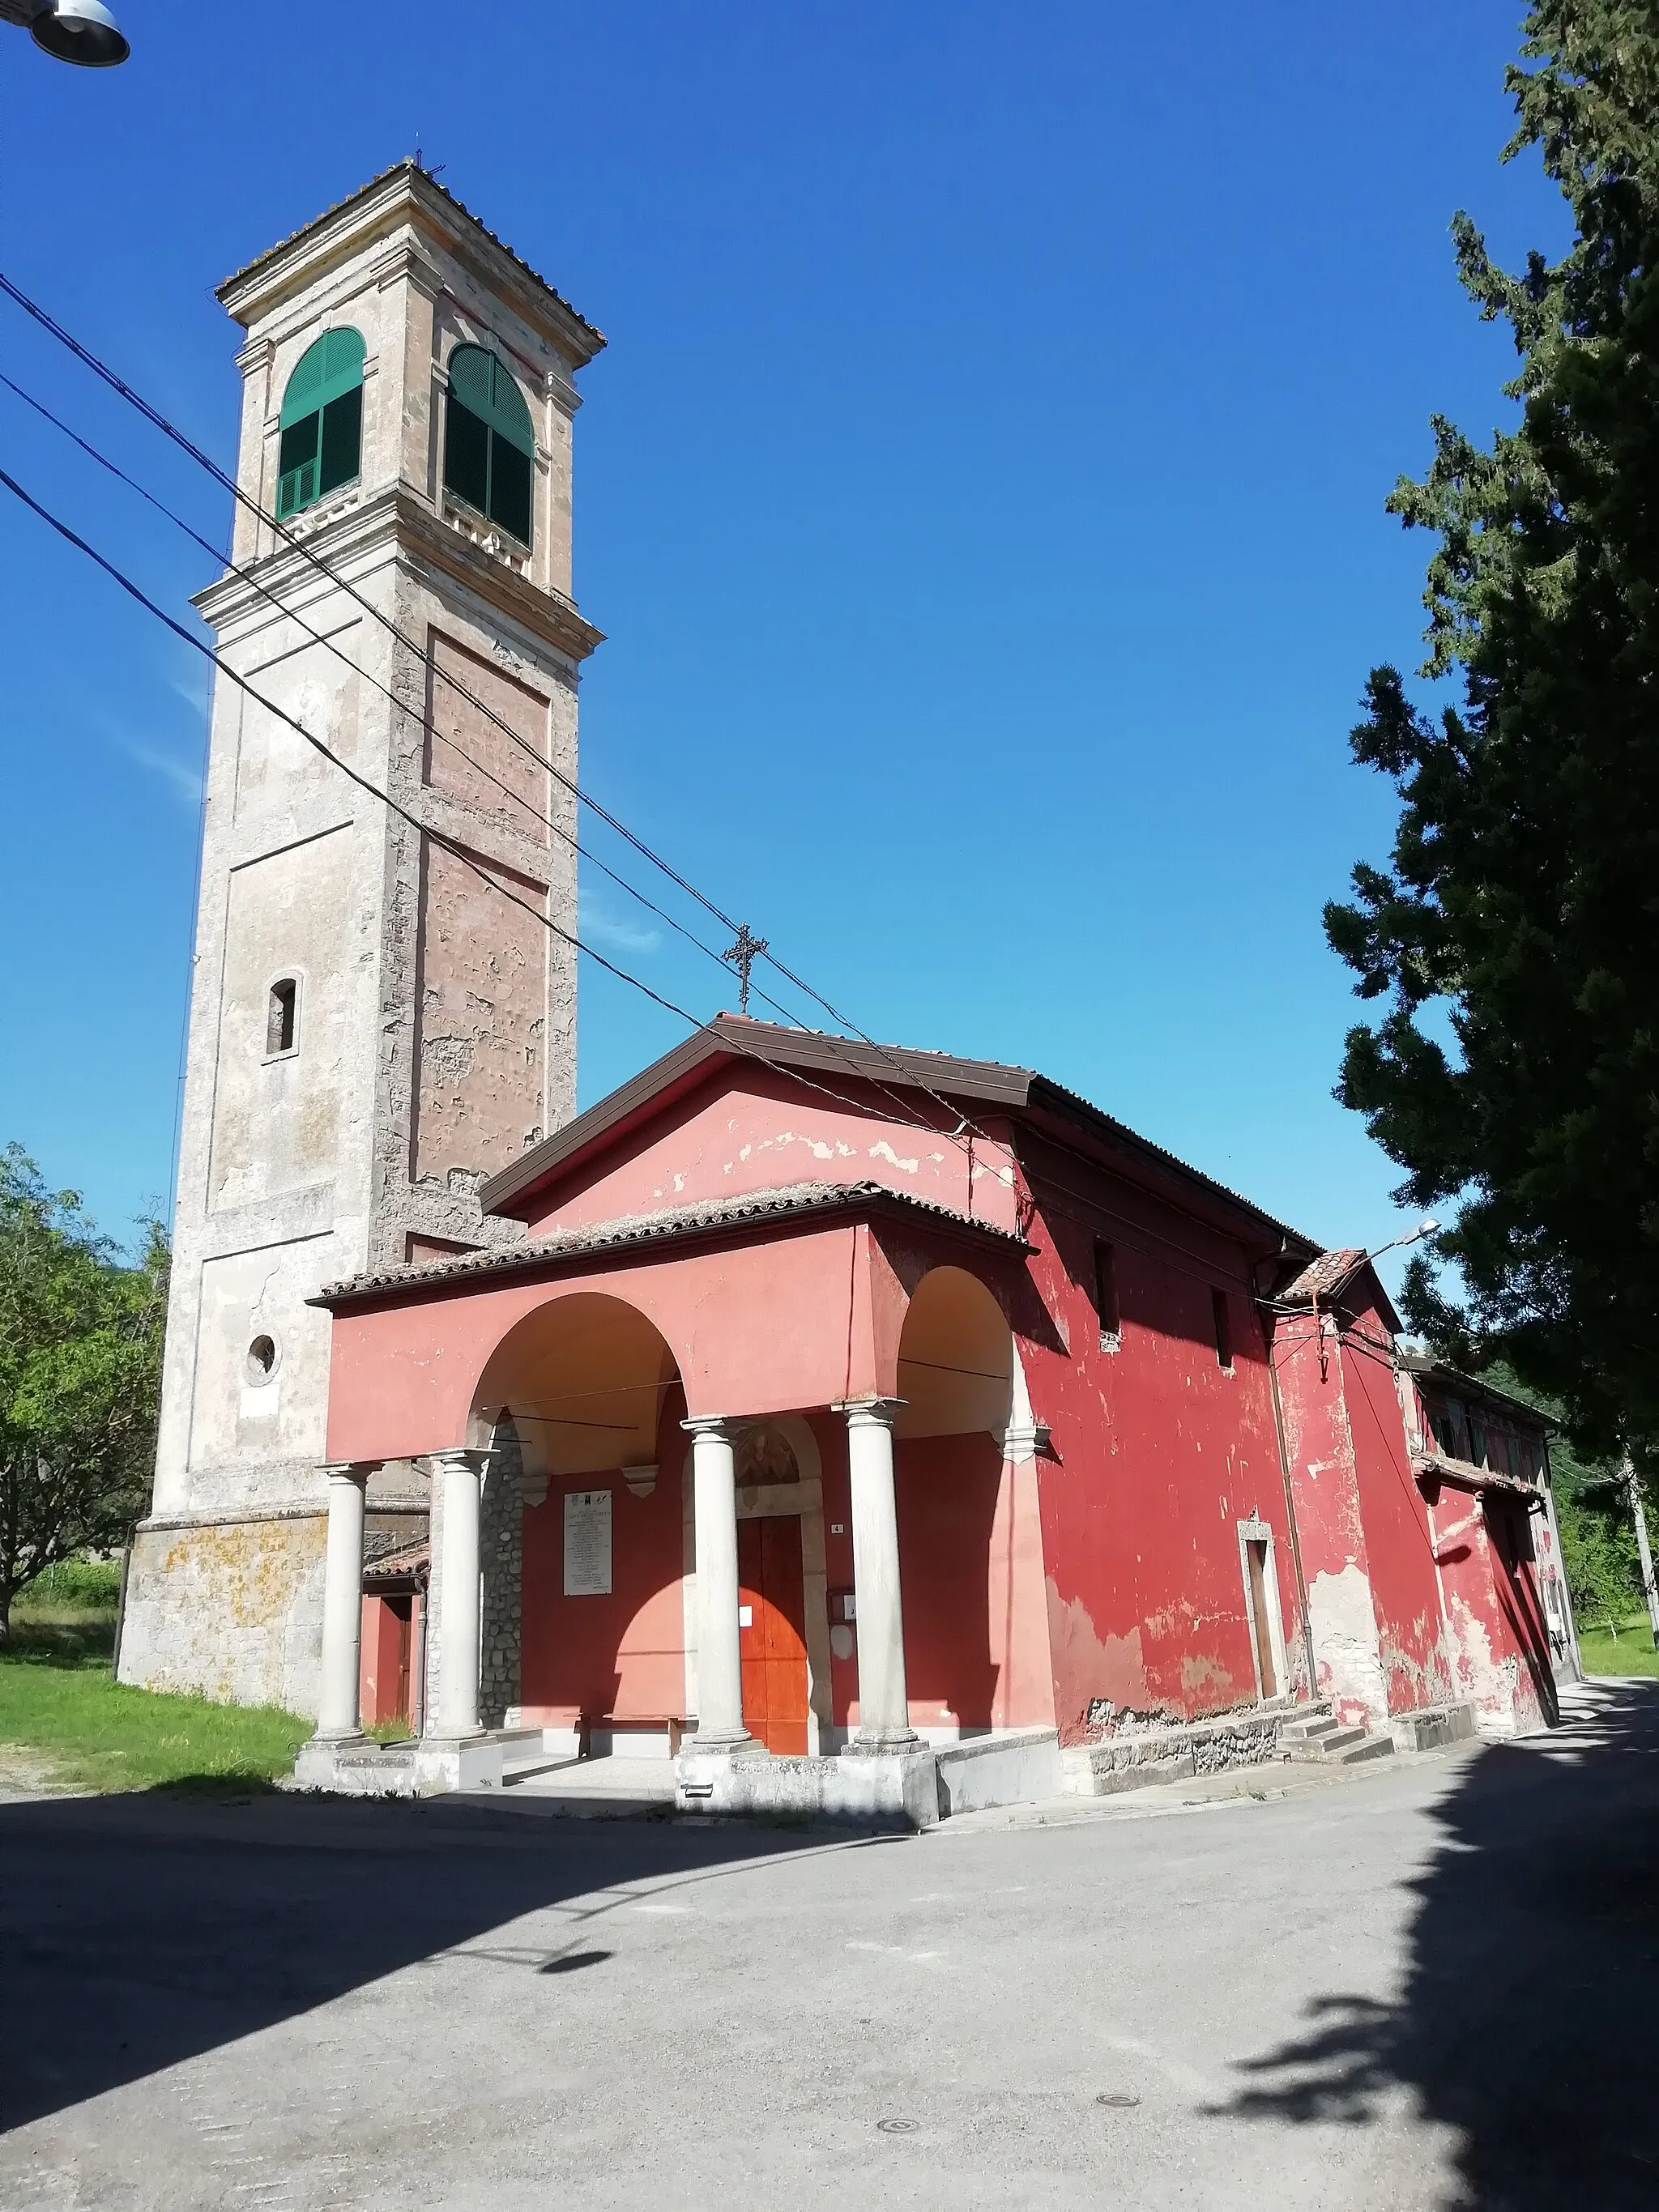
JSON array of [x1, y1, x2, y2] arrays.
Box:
[[17, 1558, 122, 1609], [0, 1145, 167, 1637], [0, 1639, 308, 1793], [1324, 4, 1659, 1460], [1558, 1490, 1644, 1630]]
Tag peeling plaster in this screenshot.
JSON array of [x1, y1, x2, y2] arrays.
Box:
[[1307, 1561, 1388, 1724], [1046, 1577, 1149, 1739], [868, 1139, 920, 1174]]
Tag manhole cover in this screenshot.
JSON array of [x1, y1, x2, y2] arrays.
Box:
[[877, 2118, 919, 2134], [1096, 2093, 1141, 2109]]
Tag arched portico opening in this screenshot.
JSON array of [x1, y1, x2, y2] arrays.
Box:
[[890, 1267, 1053, 1737], [472, 1293, 689, 1747]]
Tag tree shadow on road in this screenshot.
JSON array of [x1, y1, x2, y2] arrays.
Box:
[[1212, 1680, 1659, 2209], [0, 1784, 867, 2134]]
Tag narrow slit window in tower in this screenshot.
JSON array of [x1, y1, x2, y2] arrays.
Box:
[[267, 977, 298, 1057]]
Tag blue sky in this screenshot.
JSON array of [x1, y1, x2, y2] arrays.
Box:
[[0, 3, 1563, 1290]]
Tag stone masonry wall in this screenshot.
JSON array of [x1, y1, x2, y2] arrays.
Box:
[[118, 1513, 327, 1716], [480, 1418, 524, 1728]]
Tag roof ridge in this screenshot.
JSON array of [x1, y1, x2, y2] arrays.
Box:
[[217, 161, 604, 349]]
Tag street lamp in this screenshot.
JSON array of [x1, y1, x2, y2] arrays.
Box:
[[0, 0, 130, 66], [1363, 1217, 1440, 1269]]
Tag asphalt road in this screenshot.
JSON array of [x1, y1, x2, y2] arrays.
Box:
[[4, 1679, 1657, 2210]]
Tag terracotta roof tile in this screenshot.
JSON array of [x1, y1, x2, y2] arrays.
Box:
[[1277, 1248, 1369, 1303], [313, 1179, 1024, 1308]]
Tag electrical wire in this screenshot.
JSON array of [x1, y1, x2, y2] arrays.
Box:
[[0, 270, 993, 1148], [0, 366, 821, 1034], [0, 459, 977, 1142]]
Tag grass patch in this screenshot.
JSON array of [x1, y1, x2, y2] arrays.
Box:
[[1579, 1613, 1659, 1680], [0, 1615, 309, 1793]]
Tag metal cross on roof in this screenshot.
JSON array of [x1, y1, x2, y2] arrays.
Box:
[[722, 923, 768, 1015]]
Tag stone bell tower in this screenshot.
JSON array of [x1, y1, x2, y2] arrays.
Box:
[[119, 165, 603, 1711]]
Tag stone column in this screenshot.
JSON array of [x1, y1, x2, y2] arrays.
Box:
[[312, 1462, 375, 1742], [837, 1399, 919, 1753], [429, 1447, 493, 1740], [682, 1416, 757, 1754]]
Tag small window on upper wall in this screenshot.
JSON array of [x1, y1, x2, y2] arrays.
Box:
[[267, 977, 298, 1057], [443, 343, 535, 546], [1093, 1239, 1120, 1351], [276, 328, 365, 519], [1212, 1288, 1234, 1373]]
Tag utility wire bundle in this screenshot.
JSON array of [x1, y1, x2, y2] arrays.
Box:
[[0, 271, 993, 1168]]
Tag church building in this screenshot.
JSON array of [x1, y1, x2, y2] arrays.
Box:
[[118, 169, 1579, 1823]]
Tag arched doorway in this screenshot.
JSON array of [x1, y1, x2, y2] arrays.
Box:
[[678, 1412, 833, 1756], [473, 1293, 688, 1746], [735, 1422, 808, 1754]]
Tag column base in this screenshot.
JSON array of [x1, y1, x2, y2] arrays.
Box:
[[308, 1728, 369, 1750], [842, 1729, 924, 1758], [682, 1727, 770, 1761]]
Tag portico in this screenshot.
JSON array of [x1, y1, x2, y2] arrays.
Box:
[[299, 1175, 1058, 1813]]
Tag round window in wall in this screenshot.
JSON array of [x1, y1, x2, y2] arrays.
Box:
[[246, 1334, 279, 1383]]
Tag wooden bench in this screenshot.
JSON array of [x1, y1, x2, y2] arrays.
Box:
[[577, 1712, 688, 1758]]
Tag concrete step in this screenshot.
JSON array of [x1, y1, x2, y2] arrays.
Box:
[[1329, 1734, 1396, 1765], [1278, 1715, 1343, 1746], [1288, 1724, 1370, 1760]]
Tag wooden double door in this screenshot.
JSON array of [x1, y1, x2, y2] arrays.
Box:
[[737, 1514, 810, 1755]]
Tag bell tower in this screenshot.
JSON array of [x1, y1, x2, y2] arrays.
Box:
[[119, 165, 603, 1711]]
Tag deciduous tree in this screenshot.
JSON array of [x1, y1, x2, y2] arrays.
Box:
[[0, 1145, 167, 1641]]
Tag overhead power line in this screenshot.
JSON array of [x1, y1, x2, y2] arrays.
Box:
[[0, 365, 821, 1034], [0, 270, 992, 1150], [0, 460, 976, 1144], [0, 364, 967, 1151]]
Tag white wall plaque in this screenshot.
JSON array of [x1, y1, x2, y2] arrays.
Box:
[[563, 1488, 613, 1596]]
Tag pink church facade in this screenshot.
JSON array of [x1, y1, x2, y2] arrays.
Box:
[[309, 1016, 1575, 1814]]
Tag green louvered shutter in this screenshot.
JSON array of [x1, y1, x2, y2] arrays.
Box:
[[277, 328, 365, 518], [442, 344, 535, 547]]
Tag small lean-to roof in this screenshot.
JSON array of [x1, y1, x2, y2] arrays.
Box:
[[477, 1014, 1320, 1258], [313, 1179, 1026, 1311], [1277, 1249, 1370, 1303], [217, 160, 605, 361], [1401, 1353, 1555, 1432]]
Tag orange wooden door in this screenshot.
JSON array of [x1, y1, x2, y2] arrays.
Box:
[[737, 1515, 809, 1754]]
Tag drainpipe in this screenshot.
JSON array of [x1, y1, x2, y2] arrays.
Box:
[[1259, 1302, 1318, 1702]]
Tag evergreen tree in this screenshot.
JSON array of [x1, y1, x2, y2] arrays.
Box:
[[1327, 4, 1659, 1457]]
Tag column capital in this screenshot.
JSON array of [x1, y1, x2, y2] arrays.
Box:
[[319, 1460, 378, 1486], [680, 1414, 740, 1439], [424, 1447, 497, 1478], [832, 1397, 906, 1430]]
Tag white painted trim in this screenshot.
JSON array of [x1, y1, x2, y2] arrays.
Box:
[[1237, 1514, 1290, 1703]]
